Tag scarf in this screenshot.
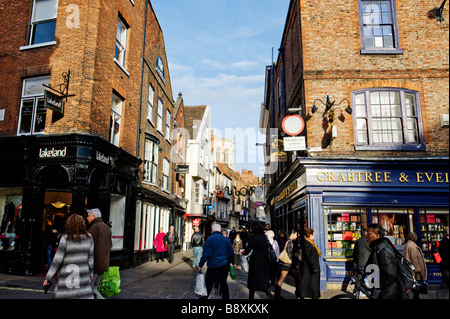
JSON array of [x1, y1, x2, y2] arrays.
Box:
[[305, 237, 322, 258]]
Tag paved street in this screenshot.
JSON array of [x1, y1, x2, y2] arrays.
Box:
[[0, 249, 447, 300]]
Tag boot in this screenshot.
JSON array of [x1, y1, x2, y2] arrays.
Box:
[[274, 285, 284, 299]]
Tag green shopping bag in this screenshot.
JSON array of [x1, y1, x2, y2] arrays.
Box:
[[98, 266, 121, 297]]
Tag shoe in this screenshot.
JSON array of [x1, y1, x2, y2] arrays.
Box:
[[274, 285, 284, 299]]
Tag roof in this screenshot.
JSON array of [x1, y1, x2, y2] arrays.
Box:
[[184, 105, 207, 139]]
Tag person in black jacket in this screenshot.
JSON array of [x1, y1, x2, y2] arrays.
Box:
[[299, 228, 321, 299], [437, 226, 449, 299], [365, 223, 407, 299], [164, 225, 179, 264], [190, 226, 204, 269]]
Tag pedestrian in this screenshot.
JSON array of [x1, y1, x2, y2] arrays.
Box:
[[403, 232, 427, 299], [228, 226, 237, 243], [240, 227, 249, 249], [86, 208, 112, 299], [190, 226, 204, 269], [436, 226, 449, 299], [43, 214, 94, 299], [198, 223, 234, 299], [164, 225, 178, 264], [153, 227, 167, 263], [299, 228, 321, 299], [232, 233, 243, 268], [266, 230, 280, 287], [274, 230, 297, 299], [42, 216, 59, 270], [352, 227, 371, 268], [242, 222, 272, 299], [275, 230, 286, 253], [365, 223, 408, 299]]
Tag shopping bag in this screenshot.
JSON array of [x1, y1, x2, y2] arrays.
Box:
[[230, 265, 235, 280], [194, 272, 207, 297], [98, 266, 121, 298], [240, 254, 249, 273]]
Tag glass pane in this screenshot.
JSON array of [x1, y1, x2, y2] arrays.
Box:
[[33, 97, 46, 133], [391, 104, 401, 116], [357, 119, 367, 130], [355, 104, 366, 117], [373, 27, 383, 36], [23, 77, 49, 97], [374, 36, 383, 47], [357, 132, 368, 143], [380, 91, 390, 104], [381, 12, 392, 23], [392, 130, 402, 143], [33, 0, 58, 22], [383, 35, 394, 48], [19, 99, 34, 134], [370, 92, 380, 105], [363, 13, 372, 24], [380, 1, 391, 12], [364, 37, 374, 48], [354, 93, 365, 105], [391, 118, 402, 130], [405, 94, 416, 116], [32, 21, 56, 45]]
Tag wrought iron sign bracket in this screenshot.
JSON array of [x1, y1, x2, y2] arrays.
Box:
[[42, 70, 76, 101]]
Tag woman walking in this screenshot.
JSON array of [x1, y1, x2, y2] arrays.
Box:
[[43, 214, 94, 299], [266, 230, 280, 288], [232, 233, 243, 268], [299, 228, 321, 299], [274, 230, 298, 299], [403, 232, 427, 299], [153, 227, 167, 262], [242, 222, 272, 299]]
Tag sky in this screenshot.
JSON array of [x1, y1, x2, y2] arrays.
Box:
[[151, 0, 290, 176]]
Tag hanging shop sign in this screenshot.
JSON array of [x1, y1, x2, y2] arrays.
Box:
[[282, 114, 305, 136], [270, 137, 287, 162], [283, 136, 306, 151], [176, 164, 189, 174], [193, 218, 201, 227], [44, 89, 64, 115]]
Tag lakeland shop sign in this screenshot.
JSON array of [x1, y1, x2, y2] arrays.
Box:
[[308, 168, 449, 188]]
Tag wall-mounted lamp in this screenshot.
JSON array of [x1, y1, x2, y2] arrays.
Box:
[[428, 0, 447, 22], [312, 94, 352, 115]]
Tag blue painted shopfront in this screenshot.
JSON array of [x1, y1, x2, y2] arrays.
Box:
[[273, 157, 449, 290]]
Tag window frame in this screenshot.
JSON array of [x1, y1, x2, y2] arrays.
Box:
[[147, 83, 155, 125], [156, 56, 165, 82], [157, 98, 164, 134], [162, 157, 170, 191], [165, 109, 171, 141], [143, 135, 159, 185], [28, 0, 58, 46], [115, 15, 128, 67], [17, 76, 50, 136], [110, 93, 123, 147], [357, 0, 403, 55], [351, 87, 425, 151]]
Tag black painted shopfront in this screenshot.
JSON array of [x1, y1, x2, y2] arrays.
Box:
[[0, 134, 141, 275], [269, 157, 449, 290]]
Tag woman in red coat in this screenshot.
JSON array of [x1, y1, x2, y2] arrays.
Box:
[[153, 228, 167, 262]]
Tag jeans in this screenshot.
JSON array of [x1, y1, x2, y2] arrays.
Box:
[[46, 245, 53, 268], [192, 247, 203, 268]]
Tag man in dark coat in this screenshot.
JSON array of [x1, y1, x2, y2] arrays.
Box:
[[87, 208, 112, 299], [242, 222, 272, 299], [365, 223, 407, 299], [299, 228, 321, 299], [164, 225, 178, 264], [437, 227, 449, 299], [352, 228, 372, 267]]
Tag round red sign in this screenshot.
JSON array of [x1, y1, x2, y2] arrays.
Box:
[[282, 115, 305, 136]]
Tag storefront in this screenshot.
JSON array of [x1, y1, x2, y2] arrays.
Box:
[[270, 157, 449, 290], [0, 134, 141, 275]]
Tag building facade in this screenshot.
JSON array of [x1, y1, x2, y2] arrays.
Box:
[[261, 0, 449, 290]]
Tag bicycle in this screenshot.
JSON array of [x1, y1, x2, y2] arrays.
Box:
[[330, 267, 375, 299]]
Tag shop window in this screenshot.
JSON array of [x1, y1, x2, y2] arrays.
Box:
[[18, 76, 50, 135], [28, 0, 58, 46], [419, 208, 449, 261], [110, 194, 126, 251], [325, 207, 367, 257], [372, 207, 414, 253], [352, 88, 425, 151]]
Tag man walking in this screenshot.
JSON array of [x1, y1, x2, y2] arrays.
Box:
[[365, 223, 407, 299], [437, 227, 449, 299], [86, 208, 112, 299], [190, 226, 204, 268], [198, 223, 234, 299], [164, 225, 178, 264]]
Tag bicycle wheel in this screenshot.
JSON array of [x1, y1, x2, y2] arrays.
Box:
[[330, 293, 354, 299]]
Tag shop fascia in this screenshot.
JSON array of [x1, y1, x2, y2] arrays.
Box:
[[38, 145, 112, 165]]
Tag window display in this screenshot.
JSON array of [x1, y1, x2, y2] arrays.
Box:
[[419, 208, 449, 261], [325, 207, 367, 257], [372, 207, 413, 252]]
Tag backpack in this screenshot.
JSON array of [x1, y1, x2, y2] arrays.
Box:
[[394, 250, 416, 292], [267, 240, 277, 264]]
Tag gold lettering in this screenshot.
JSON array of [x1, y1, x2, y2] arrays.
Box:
[[347, 172, 354, 182], [317, 172, 326, 182], [416, 173, 424, 183], [356, 172, 364, 182], [375, 172, 382, 182], [384, 172, 391, 182], [425, 172, 434, 182], [328, 172, 336, 182], [446, 173, 449, 183], [365, 172, 373, 182], [337, 173, 345, 182], [436, 173, 443, 183]]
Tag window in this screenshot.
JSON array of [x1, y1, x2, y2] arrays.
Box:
[[419, 208, 449, 261], [165, 110, 171, 140], [156, 56, 165, 81], [147, 84, 154, 124], [195, 182, 201, 204], [277, 79, 282, 115], [163, 158, 170, 191], [28, 0, 58, 45], [115, 16, 128, 66], [352, 88, 424, 150], [157, 98, 163, 133], [110, 93, 123, 147], [18, 76, 50, 135], [144, 136, 159, 184], [358, 0, 403, 54], [325, 207, 367, 257]]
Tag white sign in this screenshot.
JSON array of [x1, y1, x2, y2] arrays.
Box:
[[283, 136, 306, 151], [0, 109, 4, 121], [39, 147, 67, 158], [282, 115, 305, 136]]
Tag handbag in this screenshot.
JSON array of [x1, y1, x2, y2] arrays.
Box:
[[267, 240, 277, 263], [413, 274, 429, 295], [278, 241, 292, 264], [98, 266, 121, 298]]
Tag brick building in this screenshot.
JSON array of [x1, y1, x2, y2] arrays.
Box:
[[0, 0, 184, 273], [260, 0, 449, 290]]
